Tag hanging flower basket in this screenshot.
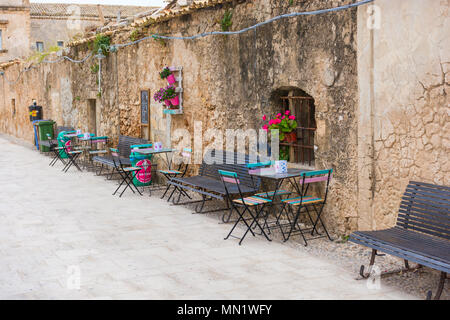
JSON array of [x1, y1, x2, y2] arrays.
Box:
[[169, 96, 180, 106], [166, 74, 176, 84]]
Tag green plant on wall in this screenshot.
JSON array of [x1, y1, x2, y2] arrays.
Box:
[[90, 63, 99, 74], [220, 10, 233, 32], [130, 28, 144, 42], [92, 34, 111, 56], [289, 0, 294, 6], [27, 46, 61, 63], [152, 35, 167, 47]]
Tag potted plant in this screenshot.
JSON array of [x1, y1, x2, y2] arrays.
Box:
[[153, 87, 166, 105], [262, 110, 298, 142], [162, 85, 179, 107], [154, 85, 179, 108], [160, 67, 176, 84]]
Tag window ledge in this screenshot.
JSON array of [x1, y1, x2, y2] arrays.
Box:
[[0, 49, 8, 53]]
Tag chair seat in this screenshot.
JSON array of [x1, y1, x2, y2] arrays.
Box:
[[282, 196, 324, 206], [123, 166, 141, 172], [255, 190, 291, 197], [233, 196, 272, 206], [159, 169, 182, 175]]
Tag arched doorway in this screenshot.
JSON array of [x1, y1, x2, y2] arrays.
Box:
[[270, 87, 316, 166]]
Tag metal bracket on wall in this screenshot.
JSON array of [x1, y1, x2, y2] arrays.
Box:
[[163, 66, 183, 115]]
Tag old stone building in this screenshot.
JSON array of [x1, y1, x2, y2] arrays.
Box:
[[30, 3, 156, 52], [0, 0, 448, 235], [0, 0, 31, 63], [0, 1, 156, 63]]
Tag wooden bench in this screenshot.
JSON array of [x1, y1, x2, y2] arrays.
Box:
[[349, 181, 450, 299], [167, 149, 265, 222], [93, 135, 149, 178]]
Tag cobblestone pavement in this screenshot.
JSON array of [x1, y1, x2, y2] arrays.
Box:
[[0, 136, 416, 299]]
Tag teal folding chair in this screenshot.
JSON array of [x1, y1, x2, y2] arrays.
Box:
[[219, 170, 272, 245], [279, 169, 333, 245]]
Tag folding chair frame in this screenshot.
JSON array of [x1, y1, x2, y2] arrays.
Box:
[[111, 149, 142, 198], [219, 170, 272, 245], [278, 169, 333, 245]]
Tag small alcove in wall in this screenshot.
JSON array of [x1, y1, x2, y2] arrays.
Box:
[[270, 87, 317, 166]]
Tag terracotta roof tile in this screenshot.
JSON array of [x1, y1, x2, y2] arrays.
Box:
[[30, 3, 157, 19]]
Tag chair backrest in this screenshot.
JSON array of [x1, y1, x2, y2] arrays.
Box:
[[117, 135, 148, 158], [297, 169, 333, 203], [218, 169, 245, 200], [299, 169, 333, 185], [396, 181, 450, 240], [199, 149, 264, 189], [110, 148, 122, 168]]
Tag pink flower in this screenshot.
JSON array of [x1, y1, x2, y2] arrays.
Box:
[[269, 119, 274, 126], [285, 110, 290, 115], [262, 124, 268, 131], [289, 115, 295, 120], [282, 115, 286, 119], [262, 115, 266, 121], [275, 118, 282, 124], [276, 113, 281, 118]]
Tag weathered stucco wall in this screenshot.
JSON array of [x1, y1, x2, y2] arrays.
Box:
[[357, 0, 449, 230], [0, 0, 448, 234], [0, 1, 31, 63], [30, 17, 99, 51]]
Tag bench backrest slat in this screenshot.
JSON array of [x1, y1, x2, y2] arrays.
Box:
[[199, 149, 264, 189], [117, 135, 148, 158], [396, 181, 450, 240]]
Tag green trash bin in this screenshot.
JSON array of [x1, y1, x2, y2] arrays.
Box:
[[36, 120, 55, 152], [130, 150, 153, 187]]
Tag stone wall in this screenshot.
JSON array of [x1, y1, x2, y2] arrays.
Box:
[[0, 0, 448, 235]]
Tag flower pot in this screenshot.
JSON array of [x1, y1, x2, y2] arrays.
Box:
[[284, 131, 297, 143], [170, 96, 179, 106], [164, 100, 171, 106], [166, 74, 176, 84]]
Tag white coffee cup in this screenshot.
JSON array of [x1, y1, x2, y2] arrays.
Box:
[[154, 142, 162, 151], [275, 160, 288, 174]]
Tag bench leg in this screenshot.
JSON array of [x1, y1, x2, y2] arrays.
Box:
[[359, 250, 423, 280], [426, 272, 447, 300], [359, 249, 378, 279]]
